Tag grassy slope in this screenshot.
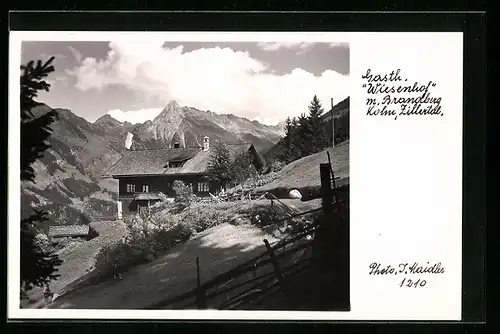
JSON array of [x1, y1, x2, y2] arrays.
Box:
[[48, 222, 279, 309], [257, 141, 349, 195], [33, 195, 321, 309], [21, 220, 127, 309]]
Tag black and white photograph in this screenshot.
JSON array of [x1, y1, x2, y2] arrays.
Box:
[[18, 38, 351, 311]]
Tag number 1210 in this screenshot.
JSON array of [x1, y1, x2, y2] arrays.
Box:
[[399, 278, 427, 288]]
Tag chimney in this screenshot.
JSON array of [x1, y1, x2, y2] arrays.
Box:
[[331, 98, 334, 109], [203, 136, 210, 151], [124, 132, 134, 150]]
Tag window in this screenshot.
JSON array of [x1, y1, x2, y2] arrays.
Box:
[[169, 161, 184, 168], [197, 182, 209, 193], [142, 185, 149, 193], [126, 184, 136, 193]]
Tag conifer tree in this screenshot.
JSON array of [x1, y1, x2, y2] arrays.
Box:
[[307, 95, 328, 153], [278, 117, 295, 163], [297, 113, 312, 156], [20, 57, 62, 292]]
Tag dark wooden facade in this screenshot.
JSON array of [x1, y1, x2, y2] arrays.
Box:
[[117, 174, 216, 214], [110, 142, 264, 215]]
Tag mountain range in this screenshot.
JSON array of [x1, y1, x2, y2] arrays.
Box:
[[95, 100, 285, 152], [22, 101, 285, 227]]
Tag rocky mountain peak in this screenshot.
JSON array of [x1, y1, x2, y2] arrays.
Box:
[[95, 114, 122, 126], [166, 100, 180, 109], [153, 100, 185, 123]]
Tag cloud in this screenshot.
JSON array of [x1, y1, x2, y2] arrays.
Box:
[[68, 45, 83, 62], [107, 108, 163, 125], [256, 42, 314, 53], [45, 75, 69, 88], [40, 53, 66, 61], [329, 42, 349, 49], [66, 41, 349, 125]]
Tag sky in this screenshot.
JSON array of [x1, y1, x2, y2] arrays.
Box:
[[21, 40, 349, 126]]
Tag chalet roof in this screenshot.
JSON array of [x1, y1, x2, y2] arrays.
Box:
[[48, 224, 90, 238], [105, 143, 254, 177], [168, 150, 199, 163]]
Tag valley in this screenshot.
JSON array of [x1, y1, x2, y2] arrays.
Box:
[[22, 101, 285, 227]]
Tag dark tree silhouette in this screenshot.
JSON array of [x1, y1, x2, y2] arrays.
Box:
[[206, 141, 232, 192], [265, 95, 332, 166], [230, 150, 257, 185], [307, 95, 328, 152], [20, 57, 62, 292]]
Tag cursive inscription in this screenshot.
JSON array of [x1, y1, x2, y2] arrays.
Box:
[[369, 262, 445, 288], [361, 69, 443, 120]]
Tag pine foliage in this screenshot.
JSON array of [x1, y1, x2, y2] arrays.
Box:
[[269, 95, 335, 165], [20, 56, 62, 291]]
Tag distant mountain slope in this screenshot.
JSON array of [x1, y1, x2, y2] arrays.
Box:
[[22, 102, 284, 227], [23, 104, 125, 226], [123, 101, 284, 153]]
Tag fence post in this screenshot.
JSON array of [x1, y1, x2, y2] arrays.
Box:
[[195, 257, 206, 309], [319, 163, 350, 311], [263, 239, 292, 306], [335, 187, 350, 311], [320, 164, 333, 215]]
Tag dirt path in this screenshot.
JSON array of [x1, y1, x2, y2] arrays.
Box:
[[48, 223, 279, 309]]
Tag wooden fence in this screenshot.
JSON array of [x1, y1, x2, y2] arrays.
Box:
[[146, 212, 320, 310], [145, 153, 350, 311]]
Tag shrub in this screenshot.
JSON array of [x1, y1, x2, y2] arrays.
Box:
[[172, 180, 196, 211], [270, 160, 285, 172], [34, 233, 52, 253], [93, 241, 142, 279], [93, 215, 190, 279], [180, 204, 228, 232], [236, 203, 283, 227]]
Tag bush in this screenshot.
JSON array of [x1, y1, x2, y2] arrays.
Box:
[[34, 233, 52, 252], [270, 160, 285, 172], [94, 241, 141, 278], [172, 180, 196, 211], [92, 215, 191, 279], [180, 204, 228, 232], [236, 203, 283, 227]]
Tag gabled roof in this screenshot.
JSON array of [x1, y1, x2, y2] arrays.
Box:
[[105, 143, 255, 177], [167, 150, 199, 163], [48, 224, 90, 238]]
